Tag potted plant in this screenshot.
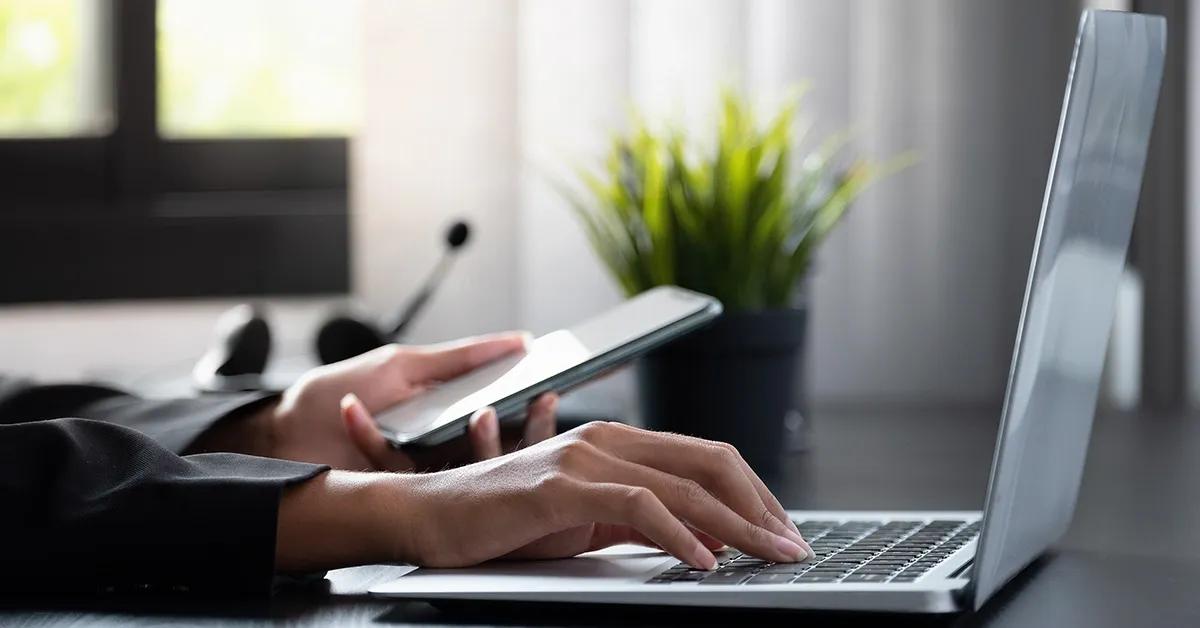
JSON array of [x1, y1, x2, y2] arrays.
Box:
[[562, 90, 901, 474]]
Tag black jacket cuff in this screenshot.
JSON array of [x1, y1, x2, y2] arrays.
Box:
[[0, 418, 328, 595]]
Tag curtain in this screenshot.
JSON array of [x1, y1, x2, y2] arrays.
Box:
[[357, 0, 1084, 408]]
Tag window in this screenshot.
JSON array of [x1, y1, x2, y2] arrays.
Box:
[[0, 0, 110, 137], [158, 0, 360, 139], [0, 1, 358, 303]]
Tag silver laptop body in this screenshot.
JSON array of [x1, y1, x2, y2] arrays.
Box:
[[371, 10, 1165, 614]]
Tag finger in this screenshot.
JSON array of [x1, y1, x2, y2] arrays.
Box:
[[582, 482, 717, 570], [585, 522, 725, 555], [586, 523, 663, 552], [468, 407, 503, 460], [401, 332, 529, 383], [575, 425, 808, 551], [625, 430, 802, 539], [340, 393, 411, 472], [580, 423, 809, 554], [722, 445, 803, 537], [692, 527, 728, 551], [635, 528, 726, 553], [671, 439, 807, 551], [581, 451, 808, 564], [523, 393, 558, 446]]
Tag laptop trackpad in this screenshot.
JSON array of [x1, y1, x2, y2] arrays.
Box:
[[374, 545, 673, 594]]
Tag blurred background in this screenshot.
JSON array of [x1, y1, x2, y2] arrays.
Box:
[[0, 0, 1190, 418]]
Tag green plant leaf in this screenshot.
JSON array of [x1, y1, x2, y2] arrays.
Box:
[[555, 89, 909, 310]]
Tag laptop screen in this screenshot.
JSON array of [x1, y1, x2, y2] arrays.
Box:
[[972, 10, 1165, 610]]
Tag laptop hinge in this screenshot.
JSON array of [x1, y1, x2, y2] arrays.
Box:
[[950, 558, 974, 580]]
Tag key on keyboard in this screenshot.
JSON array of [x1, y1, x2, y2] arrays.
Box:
[[645, 519, 979, 585]]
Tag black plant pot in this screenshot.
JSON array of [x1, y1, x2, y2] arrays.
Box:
[[636, 308, 806, 476]]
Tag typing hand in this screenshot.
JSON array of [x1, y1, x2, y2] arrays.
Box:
[[226, 332, 557, 471], [291, 419, 812, 571]]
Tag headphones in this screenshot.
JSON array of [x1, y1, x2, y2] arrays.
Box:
[[193, 221, 471, 392]]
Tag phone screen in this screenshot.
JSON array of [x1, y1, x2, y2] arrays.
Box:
[[374, 287, 717, 443]]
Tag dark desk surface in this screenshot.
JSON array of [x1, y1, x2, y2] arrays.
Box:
[[5, 408, 1200, 627]]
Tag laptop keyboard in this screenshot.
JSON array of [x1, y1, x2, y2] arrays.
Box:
[[646, 519, 979, 585]]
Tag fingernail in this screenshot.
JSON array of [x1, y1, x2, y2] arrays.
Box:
[[472, 409, 497, 437], [774, 535, 808, 562], [769, 516, 808, 552], [340, 393, 363, 419], [798, 539, 815, 561]]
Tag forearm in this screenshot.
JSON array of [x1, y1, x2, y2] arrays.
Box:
[[275, 470, 418, 572]]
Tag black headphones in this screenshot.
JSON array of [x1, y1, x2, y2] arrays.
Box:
[[193, 221, 471, 392]]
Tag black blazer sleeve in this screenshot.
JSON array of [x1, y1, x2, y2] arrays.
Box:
[[0, 376, 328, 594], [0, 374, 277, 454]]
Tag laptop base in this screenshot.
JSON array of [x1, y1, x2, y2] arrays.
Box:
[[370, 511, 980, 614]]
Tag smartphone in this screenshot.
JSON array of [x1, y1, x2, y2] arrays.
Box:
[[374, 286, 722, 446]]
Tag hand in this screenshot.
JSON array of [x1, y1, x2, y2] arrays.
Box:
[[274, 421, 813, 573], [339, 393, 559, 470], [198, 332, 558, 471], [277, 332, 559, 471]]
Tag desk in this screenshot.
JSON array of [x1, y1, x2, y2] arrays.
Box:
[[4, 408, 1199, 626]]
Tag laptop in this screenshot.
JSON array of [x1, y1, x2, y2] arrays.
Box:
[[371, 10, 1165, 614]]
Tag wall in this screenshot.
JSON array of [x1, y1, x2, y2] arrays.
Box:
[[354, 0, 522, 343]]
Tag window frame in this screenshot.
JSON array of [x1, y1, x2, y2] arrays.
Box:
[[0, 0, 349, 303]]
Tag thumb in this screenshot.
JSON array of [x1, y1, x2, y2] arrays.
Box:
[[340, 393, 412, 471]]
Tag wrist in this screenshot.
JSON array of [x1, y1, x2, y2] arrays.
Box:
[[245, 399, 282, 457], [188, 397, 280, 457], [366, 472, 428, 565], [276, 470, 413, 572]]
